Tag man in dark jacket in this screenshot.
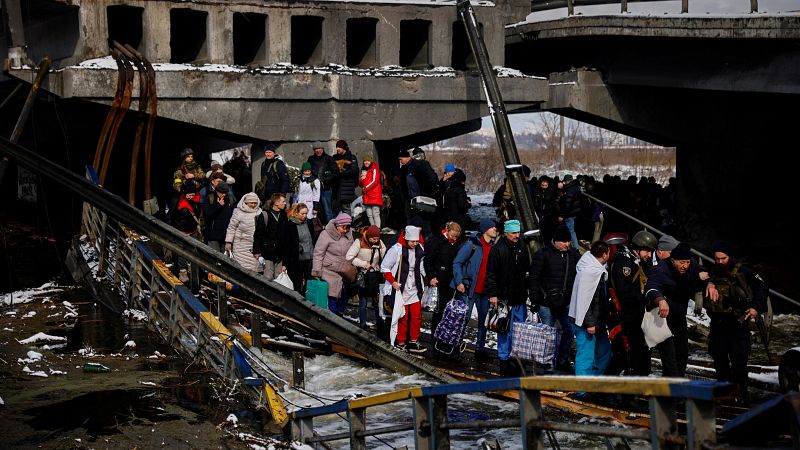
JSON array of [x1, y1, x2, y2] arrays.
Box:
[[440, 169, 470, 229], [531, 176, 558, 243], [529, 225, 579, 372], [558, 174, 583, 250], [253, 193, 288, 281], [485, 219, 531, 375], [259, 143, 290, 203], [424, 221, 465, 335], [706, 240, 768, 404], [307, 141, 338, 223], [200, 181, 234, 252], [644, 242, 718, 377], [332, 139, 358, 216]]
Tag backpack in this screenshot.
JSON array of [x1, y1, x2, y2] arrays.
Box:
[[255, 177, 266, 199]]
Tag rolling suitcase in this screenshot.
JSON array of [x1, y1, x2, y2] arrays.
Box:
[[433, 297, 469, 354], [305, 279, 329, 309]]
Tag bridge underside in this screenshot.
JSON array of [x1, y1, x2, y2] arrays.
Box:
[[506, 15, 800, 302], [10, 65, 545, 174]]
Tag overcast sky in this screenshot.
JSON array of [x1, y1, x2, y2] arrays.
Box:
[[527, 0, 799, 21]]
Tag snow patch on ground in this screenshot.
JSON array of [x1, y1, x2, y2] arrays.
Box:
[[1, 281, 70, 306], [18, 332, 67, 345]]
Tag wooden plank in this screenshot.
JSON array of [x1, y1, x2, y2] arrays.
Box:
[[520, 388, 545, 450], [153, 259, 182, 287], [292, 399, 350, 419], [519, 375, 686, 396], [349, 387, 423, 410], [669, 380, 735, 401]]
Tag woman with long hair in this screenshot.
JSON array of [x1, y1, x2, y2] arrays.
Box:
[[346, 225, 386, 331]]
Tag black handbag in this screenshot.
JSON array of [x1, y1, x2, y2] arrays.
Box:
[[363, 247, 384, 296], [351, 270, 366, 289]]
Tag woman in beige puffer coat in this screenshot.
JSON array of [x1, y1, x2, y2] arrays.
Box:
[[224, 192, 261, 272], [312, 213, 354, 315]]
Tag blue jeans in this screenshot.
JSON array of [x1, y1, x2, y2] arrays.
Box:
[[538, 305, 573, 367], [328, 284, 349, 315], [497, 304, 527, 361], [320, 189, 333, 224], [565, 216, 579, 251], [572, 321, 611, 376], [359, 295, 369, 326], [465, 292, 490, 349]]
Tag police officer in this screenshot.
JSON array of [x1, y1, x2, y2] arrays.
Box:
[[707, 240, 768, 404]]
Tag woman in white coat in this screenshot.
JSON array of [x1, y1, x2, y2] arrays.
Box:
[[224, 192, 262, 272], [381, 225, 427, 353]]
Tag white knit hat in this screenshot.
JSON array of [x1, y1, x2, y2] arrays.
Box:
[[405, 226, 421, 241]]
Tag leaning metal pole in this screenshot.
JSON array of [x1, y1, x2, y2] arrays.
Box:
[[456, 0, 541, 252], [0, 136, 457, 383], [584, 190, 799, 309]]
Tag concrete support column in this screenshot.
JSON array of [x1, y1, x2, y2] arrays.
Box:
[[270, 10, 292, 64], [142, 3, 171, 62], [208, 8, 233, 64], [377, 18, 400, 67], [326, 14, 346, 66], [77, 2, 108, 60], [430, 17, 453, 68]]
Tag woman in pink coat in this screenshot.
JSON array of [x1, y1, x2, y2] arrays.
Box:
[[359, 154, 383, 228], [311, 213, 355, 315]]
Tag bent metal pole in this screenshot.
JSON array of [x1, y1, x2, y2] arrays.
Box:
[[456, 0, 541, 252]]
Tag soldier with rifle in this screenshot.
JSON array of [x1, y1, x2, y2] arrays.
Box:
[[707, 240, 769, 405], [608, 230, 657, 376]]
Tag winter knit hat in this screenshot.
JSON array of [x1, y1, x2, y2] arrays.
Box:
[[311, 141, 324, 150], [398, 149, 411, 158], [336, 139, 349, 150], [554, 225, 571, 242], [365, 225, 381, 239], [264, 143, 278, 153], [658, 235, 679, 251], [405, 225, 421, 241], [216, 181, 230, 193], [504, 220, 521, 233], [301, 162, 312, 171], [671, 242, 693, 261], [333, 212, 352, 226], [712, 240, 735, 257], [361, 153, 374, 163], [445, 163, 456, 173], [563, 174, 573, 181], [478, 219, 496, 234]]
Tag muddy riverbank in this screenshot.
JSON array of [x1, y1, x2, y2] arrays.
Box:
[[0, 284, 295, 449]]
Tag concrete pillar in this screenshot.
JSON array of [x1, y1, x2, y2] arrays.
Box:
[[430, 16, 453, 68], [326, 14, 346, 66], [77, 2, 108, 60], [270, 10, 292, 64], [377, 16, 400, 67], [142, 3, 171, 62], [209, 8, 233, 64]]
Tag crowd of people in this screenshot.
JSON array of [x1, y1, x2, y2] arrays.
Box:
[[162, 142, 766, 406]]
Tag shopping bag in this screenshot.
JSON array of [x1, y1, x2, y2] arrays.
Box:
[[485, 301, 511, 333], [433, 298, 469, 354], [305, 279, 329, 309], [275, 272, 294, 290], [511, 315, 560, 365], [641, 306, 672, 348], [421, 286, 438, 311]]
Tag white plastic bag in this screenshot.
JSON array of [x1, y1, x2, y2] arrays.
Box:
[[421, 286, 438, 311], [641, 306, 673, 348], [275, 272, 294, 290]]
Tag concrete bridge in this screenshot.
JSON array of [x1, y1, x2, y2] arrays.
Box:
[[2, 1, 799, 298]]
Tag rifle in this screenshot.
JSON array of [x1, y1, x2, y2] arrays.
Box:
[[754, 313, 774, 364]]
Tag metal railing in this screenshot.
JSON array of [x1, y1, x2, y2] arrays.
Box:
[[78, 172, 290, 426], [531, 0, 762, 15], [291, 375, 734, 449]]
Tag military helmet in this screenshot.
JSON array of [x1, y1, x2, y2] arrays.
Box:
[[181, 147, 194, 158], [631, 230, 657, 250]]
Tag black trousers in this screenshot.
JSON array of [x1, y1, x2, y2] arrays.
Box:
[[285, 259, 312, 295], [657, 312, 689, 377], [708, 314, 751, 389]]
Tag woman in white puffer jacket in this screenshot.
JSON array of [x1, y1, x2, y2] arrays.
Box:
[[224, 192, 261, 272]]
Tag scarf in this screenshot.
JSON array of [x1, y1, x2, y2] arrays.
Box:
[[568, 251, 608, 326]]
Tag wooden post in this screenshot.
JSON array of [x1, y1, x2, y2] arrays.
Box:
[[567, 0, 574, 16], [685, 399, 715, 450], [520, 389, 546, 450], [292, 351, 305, 389], [97, 213, 108, 275], [349, 408, 367, 450], [217, 281, 227, 325], [190, 261, 200, 293], [113, 235, 124, 287], [649, 397, 679, 449], [750, 0, 758, 13], [432, 395, 449, 449], [681, 0, 688, 13], [251, 311, 263, 351]]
